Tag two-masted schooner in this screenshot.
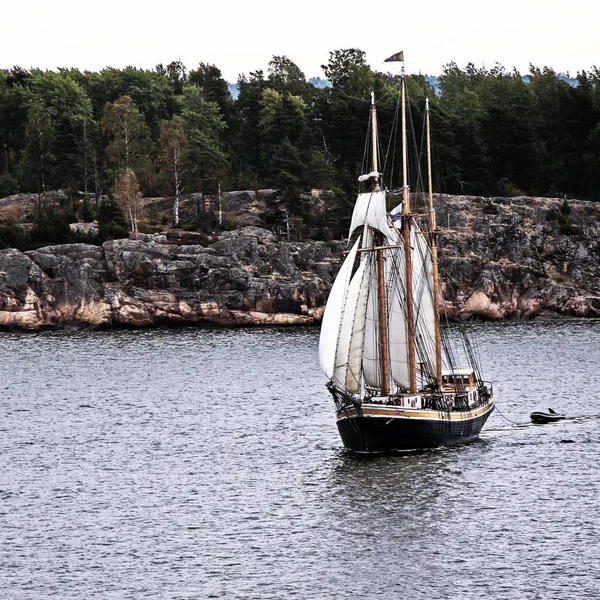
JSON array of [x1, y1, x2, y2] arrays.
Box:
[[318, 55, 494, 453]]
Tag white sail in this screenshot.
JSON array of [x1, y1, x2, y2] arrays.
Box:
[[320, 90, 439, 395], [349, 191, 395, 240], [319, 238, 360, 378], [387, 224, 438, 388], [362, 256, 382, 388], [332, 261, 369, 392], [387, 241, 411, 389], [412, 227, 437, 378]]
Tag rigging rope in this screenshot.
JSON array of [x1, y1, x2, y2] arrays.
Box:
[[491, 402, 528, 427]]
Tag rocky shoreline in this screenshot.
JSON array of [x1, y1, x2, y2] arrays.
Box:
[[0, 195, 599, 331]]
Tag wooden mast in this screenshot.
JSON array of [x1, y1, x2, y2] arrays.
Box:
[[370, 93, 390, 396], [401, 76, 417, 393], [426, 98, 443, 385]]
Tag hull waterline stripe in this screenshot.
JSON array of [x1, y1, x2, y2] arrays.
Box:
[[337, 402, 494, 423]]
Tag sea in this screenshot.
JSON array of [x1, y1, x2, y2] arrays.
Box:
[[1, 319, 599, 599]]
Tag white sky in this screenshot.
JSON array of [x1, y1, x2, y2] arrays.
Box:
[[2, 0, 598, 82]]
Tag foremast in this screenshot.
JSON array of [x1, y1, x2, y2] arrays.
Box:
[[370, 92, 391, 396]]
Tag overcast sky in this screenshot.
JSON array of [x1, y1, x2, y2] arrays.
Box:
[[3, 0, 597, 82]]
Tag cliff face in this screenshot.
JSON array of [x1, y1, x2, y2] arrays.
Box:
[[0, 196, 598, 330], [0, 227, 342, 330], [435, 195, 600, 319]]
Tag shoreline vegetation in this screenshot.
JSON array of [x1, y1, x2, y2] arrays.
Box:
[[1, 51, 599, 330]]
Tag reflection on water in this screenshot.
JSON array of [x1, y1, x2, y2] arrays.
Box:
[[1, 320, 599, 599]]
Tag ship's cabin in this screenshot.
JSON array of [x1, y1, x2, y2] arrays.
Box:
[[441, 368, 477, 391]]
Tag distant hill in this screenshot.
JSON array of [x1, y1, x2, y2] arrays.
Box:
[[227, 83, 239, 100], [227, 77, 331, 100], [225, 73, 578, 101]]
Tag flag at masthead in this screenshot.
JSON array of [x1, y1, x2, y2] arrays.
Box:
[[384, 51, 404, 62]]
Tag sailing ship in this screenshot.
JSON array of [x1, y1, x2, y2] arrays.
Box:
[[318, 56, 494, 453]]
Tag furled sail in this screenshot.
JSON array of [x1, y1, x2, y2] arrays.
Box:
[[319, 238, 360, 378]]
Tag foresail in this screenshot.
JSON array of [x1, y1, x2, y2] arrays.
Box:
[[318, 238, 360, 378], [332, 261, 369, 393], [349, 191, 395, 240]]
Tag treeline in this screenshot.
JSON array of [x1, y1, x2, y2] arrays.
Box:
[[1, 49, 600, 242]]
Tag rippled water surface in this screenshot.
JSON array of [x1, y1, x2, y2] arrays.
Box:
[[1, 320, 600, 599]]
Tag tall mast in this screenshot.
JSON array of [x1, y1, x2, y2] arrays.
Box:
[[426, 98, 443, 384], [371, 92, 379, 189], [401, 76, 417, 393], [371, 92, 390, 395]]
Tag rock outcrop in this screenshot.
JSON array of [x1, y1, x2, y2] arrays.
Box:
[[0, 227, 342, 330], [0, 195, 598, 330], [435, 195, 600, 319]]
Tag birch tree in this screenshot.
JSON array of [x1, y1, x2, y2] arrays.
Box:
[[159, 116, 189, 227], [24, 95, 54, 208], [114, 168, 143, 234], [103, 95, 152, 185]]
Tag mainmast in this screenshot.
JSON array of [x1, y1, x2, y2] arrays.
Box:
[[426, 98, 443, 384], [370, 93, 390, 396], [401, 76, 418, 393]]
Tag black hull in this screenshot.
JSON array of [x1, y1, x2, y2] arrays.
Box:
[[337, 406, 494, 453], [530, 411, 565, 424]]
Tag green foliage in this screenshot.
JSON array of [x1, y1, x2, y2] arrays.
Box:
[[79, 198, 96, 222], [0, 173, 20, 197], [156, 60, 188, 95], [2, 51, 600, 245], [179, 86, 227, 194], [97, 219, 129, 242], [23, 94, 55, 198], [496, 177, 523, 197], [0, 69, 30, 177], [555, 198, 581, 235], [267, 56, 312, 101], [31, 208, 73, 245], [0, 221, 30, 250], [97, 197, 128, 242], [28, 70, 96, 196], [82, 67, 175, 136], [322, 49, 374, 96], [159, 115, 189, 225], [188, 63, 231, 115], [103, 96, 153, 191], [270, 138, 304, 210], [233, 70, 267, 178]]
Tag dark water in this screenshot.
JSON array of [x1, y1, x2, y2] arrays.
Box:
[[1, 320, 599, 599]]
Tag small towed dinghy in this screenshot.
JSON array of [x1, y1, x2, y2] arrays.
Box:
[[530, 408, 566, 424]]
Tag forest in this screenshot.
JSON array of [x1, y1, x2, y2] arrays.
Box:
[[1, 48, 599, 248]]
